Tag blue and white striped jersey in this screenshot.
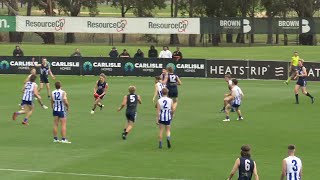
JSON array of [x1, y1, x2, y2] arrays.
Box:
[[158, 97, 173, 122], [22, 82, 37, 102], [156, 82, 165, 98], [232, 85, 244, 105], [52, 89, 66, 112]]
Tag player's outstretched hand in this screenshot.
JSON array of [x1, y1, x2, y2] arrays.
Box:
[[52, 76, 56, 80], [117, 107, 121, 112]]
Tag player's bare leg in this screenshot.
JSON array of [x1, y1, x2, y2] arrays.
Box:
[[301, 87, 314, 104], [22, 105, 33, 125], [38, 83, 44, 94], [235, 107, 243, 120], [172, 98, 178, 112], [13, 108, 27, 120], [223, 104, 231, 122], [294, 85, 300, 104], [53, 117, 59, 142], [122, 120, 134, 140], [165, 125, 171, 148], [158, 124, 164, 148], [45, 83, 51, 99]]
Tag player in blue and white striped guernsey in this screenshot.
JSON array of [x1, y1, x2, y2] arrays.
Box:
[[152, 76, 165, 108], [12, 75, 42, 125], [157, 88, 174, 149], [51, 81, 70, 144], [223, 79, 244, 122], [19, 67, 48, 110], [281, 144, 303, 180]]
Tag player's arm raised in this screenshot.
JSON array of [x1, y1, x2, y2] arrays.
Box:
[[253, 161, 259, 180], [63, 91, 69, 112], [227, 158, 240, 180], [32, 57, 42, 67], [156, 101, 160, 125], [152, 84, 158, 103], [117, 96, 127, 112], [137, 95, 142, 104], [280, 159, 286, 180]]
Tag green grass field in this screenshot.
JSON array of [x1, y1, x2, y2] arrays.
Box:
[[1, 44, 320, 61], [0, 75, 319, 180]]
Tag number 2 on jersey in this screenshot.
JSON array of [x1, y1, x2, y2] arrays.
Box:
[[163, 100, 168, 108]]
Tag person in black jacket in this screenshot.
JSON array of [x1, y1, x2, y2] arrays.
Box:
[[109, 47, 119, 58], [134, 49, 144, 58], [70, 48, 82, 57], [148, 45, 158, 58], [13, 46, 24, 57], [173, 47, 183, 61]]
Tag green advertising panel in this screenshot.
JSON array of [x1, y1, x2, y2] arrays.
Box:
[[0, 16, 16, 32]]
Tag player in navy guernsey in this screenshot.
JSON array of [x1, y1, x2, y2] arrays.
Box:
[[163, 66, 182, 111], [91, 73, 108, 114], [117, 86, 142, 140], [33, 57, 55, 99], [12, 75, 42, 125], [156, 88, 174, 149], [160, 68, 167, 82], [51, 81, 71, 144], [227, 145, 259, 180], [293, 59, 314, 104]]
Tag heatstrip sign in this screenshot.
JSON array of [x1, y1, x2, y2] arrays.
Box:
[[16, 16, 200, 34]]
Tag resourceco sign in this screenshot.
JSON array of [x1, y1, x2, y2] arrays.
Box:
[[16, 16, 200, 34]]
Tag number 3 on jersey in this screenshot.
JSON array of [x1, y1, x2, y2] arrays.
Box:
[[130, 95, 136, 102]]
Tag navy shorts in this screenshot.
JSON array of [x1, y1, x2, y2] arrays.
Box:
[[159, 120, 171, 125], [168, 88, 178, 98], [296, 80, 307, 87], [94, 93, 105, 100], [232, 103, 240, 108], [53, 111, 66, 118], [40, 75, 49, 84], [22, 100, 33, 105], [126, 112, 137, 122]]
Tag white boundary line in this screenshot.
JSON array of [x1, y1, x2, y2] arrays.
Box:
[[0, 168, 187, 180]]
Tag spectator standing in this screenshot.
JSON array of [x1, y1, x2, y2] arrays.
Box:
[[109, 47, 119, 58], [159, 46, 172, 59], [134, 49, 144, 58], [173, 47, 183, 61], [70, 48, 82, 57], [148, 45, 158, 58], [119, 49, 130, 58], [13, 45, 24, 57]]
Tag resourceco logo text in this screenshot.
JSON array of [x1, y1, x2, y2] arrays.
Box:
[[87, 20, 127, 32], [148, 20, 189, 32], [25, 19, 65, 31]]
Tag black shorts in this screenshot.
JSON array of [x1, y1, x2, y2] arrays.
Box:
[[296, 80, 307, 87], [168, 88, 178, 98], [126, 112, 137, 122], [40, 75, 49, 84]]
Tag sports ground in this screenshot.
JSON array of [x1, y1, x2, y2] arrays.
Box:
[[0, 45, 319, 179]]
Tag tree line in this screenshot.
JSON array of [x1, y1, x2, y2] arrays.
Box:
[[1, 0, 320, 45]]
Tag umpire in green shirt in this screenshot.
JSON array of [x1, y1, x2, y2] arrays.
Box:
[[285, 52, 300, 85]]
